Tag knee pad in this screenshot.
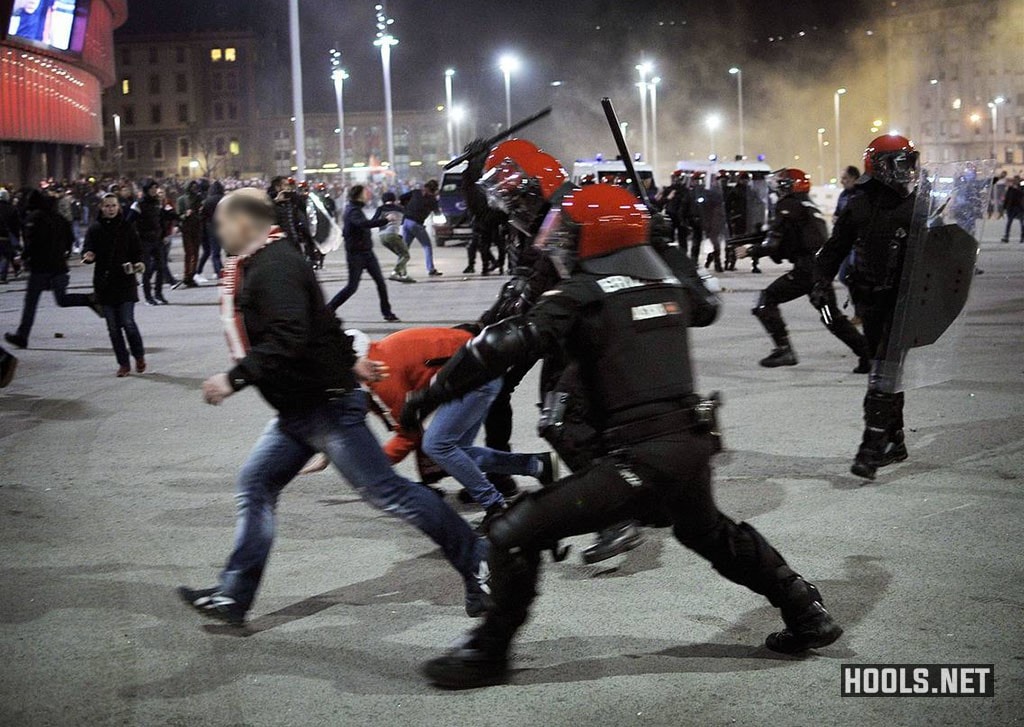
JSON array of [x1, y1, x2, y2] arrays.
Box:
[[488, 496, 543, 551]]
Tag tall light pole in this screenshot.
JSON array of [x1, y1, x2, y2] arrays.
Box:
[[816, 127, 826, 186], [635, 61, 652, 161], [330, 49, 348, 180], [706, 113, 721, 158], [288, 0, 306, 180], [451, 105, 466, 151], [373, 3, 398, 171], [729, 67, 744, 157], [444, 68, 455, 158], [833, 87, 847, 181], [499, 54, 520, 129], [989, 96, 1005, 160], [649, 76, 660, 177], [112, 113, 122, 178]]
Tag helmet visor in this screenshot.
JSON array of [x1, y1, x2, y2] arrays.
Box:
[[478, 158, 548, 234], [532, 207, 576, 278]]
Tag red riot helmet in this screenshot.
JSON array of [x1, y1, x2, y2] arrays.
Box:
[[768, 168, 811, 195], [533, 183, 650, 277], [479, 138, 568, 234], [864, 134, 919, 195]]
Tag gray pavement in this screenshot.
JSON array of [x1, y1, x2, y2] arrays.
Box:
[[1, 222, 1022, 726]]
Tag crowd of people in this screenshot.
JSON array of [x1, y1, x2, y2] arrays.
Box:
[[0, 127, 1002, 690]]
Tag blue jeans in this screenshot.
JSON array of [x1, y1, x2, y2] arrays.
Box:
[[102, 302, 144, 367], [219, 390, 484, 610], [197, 222, 223, 276], [402, 218, 435, 273], [15, 272, 93, 343], [327, 250, 393, 316], [422, 378, 541, 509]]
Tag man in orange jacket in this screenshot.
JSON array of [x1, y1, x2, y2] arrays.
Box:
[[351, 327, 556, 529]]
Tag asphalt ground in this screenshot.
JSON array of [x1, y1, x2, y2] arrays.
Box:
[[1, 221, 1021, 726]]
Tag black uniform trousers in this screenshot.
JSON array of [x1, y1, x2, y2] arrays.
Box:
[[482, 429, 796, 645], [755, 261, 866, 357]]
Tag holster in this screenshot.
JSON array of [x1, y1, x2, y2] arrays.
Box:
[[602, 392, 723, 452]]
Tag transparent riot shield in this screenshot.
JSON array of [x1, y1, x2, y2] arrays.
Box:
[[307, 194, 342, 255], [876, 160, 994, 393]]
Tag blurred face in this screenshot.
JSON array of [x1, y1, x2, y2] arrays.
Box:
[[100, 197, 120, 218], [359, 187, 371, 204], [215, 207, 251, 255], [840, 170, 857, 190], [25, 0, 41, 12]]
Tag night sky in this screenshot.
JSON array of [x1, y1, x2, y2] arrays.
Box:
[[119, 0, 888, 172]]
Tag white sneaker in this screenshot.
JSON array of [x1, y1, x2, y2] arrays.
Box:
[[193, 273, 209, 284]]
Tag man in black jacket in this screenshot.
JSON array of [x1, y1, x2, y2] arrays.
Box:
[[326, 185, 399, 321], [5, 190, 98, 349], [134, 181, 170, 305], [401, 180, 442, 276], [178, 189, 486, 625], [0, 188, 21, 283]]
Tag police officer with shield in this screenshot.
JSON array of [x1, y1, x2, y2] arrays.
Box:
[[403, 183, 843, 689]]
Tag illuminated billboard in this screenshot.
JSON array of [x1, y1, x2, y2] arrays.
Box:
[[4, 0, 89, 54]]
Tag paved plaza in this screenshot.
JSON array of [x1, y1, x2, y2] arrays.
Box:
[[1, 225, 1022, 726]]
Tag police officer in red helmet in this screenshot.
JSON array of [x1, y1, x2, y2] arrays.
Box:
[[403, 183, 843, 689], [814, 134, 920, 479]]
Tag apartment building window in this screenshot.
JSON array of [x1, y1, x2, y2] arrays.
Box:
[[123, 106, 135, 126], [120, 48, 131, 66], [213, 102, 224, 121], [175, 73, 187, 93], [179, 138, 190, 158], [175, 47, 186, 64], [229, 138, 241, 156], [153, 139, 164, 160], [121, 77, 131, 95], [180, 165, 190, 176], [177, 103, 189, 123], [210, 48, 223, 62], [227, 102, 238, 121], [124, 140, 137, 160], [224, 47, 237, 62], [215, 137, 228, 156], [148, 47, 158, 64], [224, 71, 239, 92], [148, 74, 160, 94], [150, 104, 162, 125], [211, 73, 223, 92]]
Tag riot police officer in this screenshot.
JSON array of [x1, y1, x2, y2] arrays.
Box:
[[738, 168, 869, 370], [814, 135, 920, 479], [403, 184, 843, 689]]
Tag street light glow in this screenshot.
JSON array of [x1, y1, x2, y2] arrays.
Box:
[[728, 66, 740, 74], [706, 113, 721, 131], [444, 68, 455, 77], [636, 61, 653, 75], [817, 127, 826, 134], [498, 54, 520, 74], [450, 105, 466, 123], [836, 87, 847, 95]]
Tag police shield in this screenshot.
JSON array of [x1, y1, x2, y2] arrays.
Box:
[[307, 193, 342, 255], [876, 160, 994, 392]]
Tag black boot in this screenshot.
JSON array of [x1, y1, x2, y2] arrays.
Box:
[[581, 521, 644, 564], [760, 345, 798, 367], [851, 390, 904, 480], [853, 358, 872, 374], [765, 580, 843, 653], [422, 628, 510, 689]]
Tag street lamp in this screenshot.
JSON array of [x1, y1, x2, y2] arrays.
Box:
[[816, 127, 826, 186], [444, 68, 455, 158], [729, 67, 744, 157], [706, 113, 721, 158], [288, 0, 306, 181], [330, 49, 348, 179], [649, 76, 660, 177], [498, 53, 520, 129], [450, 104, 466, 152], [833, 87, 847, 181], [635, 61, 653, 161], [112, 112, 122, 177], [373, 3, 398, 172], [989, 96, 1005, 160]]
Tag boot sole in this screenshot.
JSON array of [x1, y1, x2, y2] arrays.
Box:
[[581, 533, 645, 564], [422, 662, 509, 689]]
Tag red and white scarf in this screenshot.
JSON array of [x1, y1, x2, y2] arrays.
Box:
[[220, 227, 287, 362]]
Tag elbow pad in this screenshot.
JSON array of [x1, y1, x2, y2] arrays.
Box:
[[431, 316, 542, 402]]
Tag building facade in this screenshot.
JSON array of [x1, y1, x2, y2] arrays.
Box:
[[886, 0, 1024, 168], [0, 0, 127, 186], [89, 32, 260, 179]]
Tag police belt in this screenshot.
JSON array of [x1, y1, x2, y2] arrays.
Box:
[[602, 405, 702, 449]]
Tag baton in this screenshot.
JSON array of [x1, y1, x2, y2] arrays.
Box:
[[443, 106, 553, 170], [600, 97, 653, 210]]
